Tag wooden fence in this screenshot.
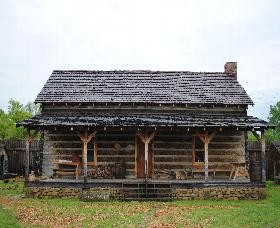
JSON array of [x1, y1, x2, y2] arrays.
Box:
[[0, 140, 43, 176]]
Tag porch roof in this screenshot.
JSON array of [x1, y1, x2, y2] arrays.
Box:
[[17, 112, 271, 130]]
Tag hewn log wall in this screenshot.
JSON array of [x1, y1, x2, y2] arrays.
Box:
[[42, 130, 135, 178], [42, 130, 94, 177], [153, 130, 245, 177], [208, 130, 245, 167], [42, 129, 246, 179], [153, 132, 192, 172], [95, 132, 135, 178]]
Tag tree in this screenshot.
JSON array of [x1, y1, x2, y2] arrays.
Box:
[[0, 99, 41, 140], [265, 101, 280, 142]]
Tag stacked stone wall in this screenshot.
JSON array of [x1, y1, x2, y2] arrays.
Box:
[[172, 187, 266, 200], [25, 187, 123, 200], [25, 186, 266, 200]]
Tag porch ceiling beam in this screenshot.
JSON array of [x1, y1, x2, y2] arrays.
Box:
[[136, 131, 155, 144], [208, 131, 217, 143], [196, 131, 217, 144], [136, 132, 145, 143]]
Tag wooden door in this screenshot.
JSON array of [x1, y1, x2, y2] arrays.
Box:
[[136, 137, 153, 178]]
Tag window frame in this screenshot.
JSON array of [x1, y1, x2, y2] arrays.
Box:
[[192, 135, 205, 167]]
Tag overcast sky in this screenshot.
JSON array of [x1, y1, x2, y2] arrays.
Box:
[[0, 0, 279, 120]]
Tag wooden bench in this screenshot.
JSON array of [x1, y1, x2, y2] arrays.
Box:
[[192, 168, 234, 180], [53, 161, 81, 179], [192, 165, 251, 180], [53, 161, 96, 179]]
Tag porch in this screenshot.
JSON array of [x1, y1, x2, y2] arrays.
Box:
[[22, 127, 266, 184], [25, 178, 265, 201], [18, 111, 270, 189], [39, 129, 256, 182]]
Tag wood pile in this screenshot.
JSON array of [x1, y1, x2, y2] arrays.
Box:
[[154, 169, 175, 179], [175, 171, 187, 180], [88, 165, 115, 179]]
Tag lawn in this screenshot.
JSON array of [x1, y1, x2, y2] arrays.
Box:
[[0, 181, 279, 227]]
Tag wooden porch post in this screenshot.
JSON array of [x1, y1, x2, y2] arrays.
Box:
[[204, 139, 209, 181], [196, 131, 216, 182], [25, 130, 31, 181], [77, 129, 97, 182], [260, 130, 266, 182], [83, 131, 88, 181], [24, 129, 38, 181], [136, 131, 155, 180], [252, 130, 266, 182]]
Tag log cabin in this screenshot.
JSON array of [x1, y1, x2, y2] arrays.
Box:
[[18, 62, 274, 200]]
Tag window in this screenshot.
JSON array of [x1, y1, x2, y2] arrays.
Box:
[[192, 136, 204, 165]]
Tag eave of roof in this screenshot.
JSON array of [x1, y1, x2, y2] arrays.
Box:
[[17, 113, 271, 130]]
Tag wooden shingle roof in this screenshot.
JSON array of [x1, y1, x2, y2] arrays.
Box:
[[35, 70, 253, 105], [18, 113, 268, 129]]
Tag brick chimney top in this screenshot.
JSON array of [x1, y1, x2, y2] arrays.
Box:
[[224, 62, 237, 79]]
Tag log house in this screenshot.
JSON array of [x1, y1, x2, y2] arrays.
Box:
[[18, 62, 275, 200]]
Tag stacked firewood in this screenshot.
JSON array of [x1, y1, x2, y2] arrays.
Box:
[[88, 165, 115, 179], [154, 169, 175, 180]]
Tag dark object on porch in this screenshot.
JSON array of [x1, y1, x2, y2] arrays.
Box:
[[71, 152, 81, 163], [115, 161, 126, 179]]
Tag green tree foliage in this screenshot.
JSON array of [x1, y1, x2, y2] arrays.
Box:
[[265, 101, 280, 142], [0, 99, 40, 140]]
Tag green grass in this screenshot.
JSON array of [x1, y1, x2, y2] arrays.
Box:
[[0, 181, 23, 227], [0, 181, 24, 196], [0, 206, 20, 227], [0, 181, 279, 227]]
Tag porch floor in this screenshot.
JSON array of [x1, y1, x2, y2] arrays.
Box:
[[39, 178, 251, 184], [24, 177, 265, 189]]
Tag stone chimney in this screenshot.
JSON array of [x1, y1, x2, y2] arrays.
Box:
[[224, 62, 237, 79]]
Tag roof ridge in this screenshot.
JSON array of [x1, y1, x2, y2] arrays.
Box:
[[52, 70, 226, 75]]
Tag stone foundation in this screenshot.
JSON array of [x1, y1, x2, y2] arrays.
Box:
[[80, 188, 124, 201], [25, 187, 123, 200], [25, 186, 266, 200], [172, 187, 266, 200]]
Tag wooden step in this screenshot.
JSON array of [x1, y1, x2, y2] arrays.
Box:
[[121, 182, 172, 200]]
